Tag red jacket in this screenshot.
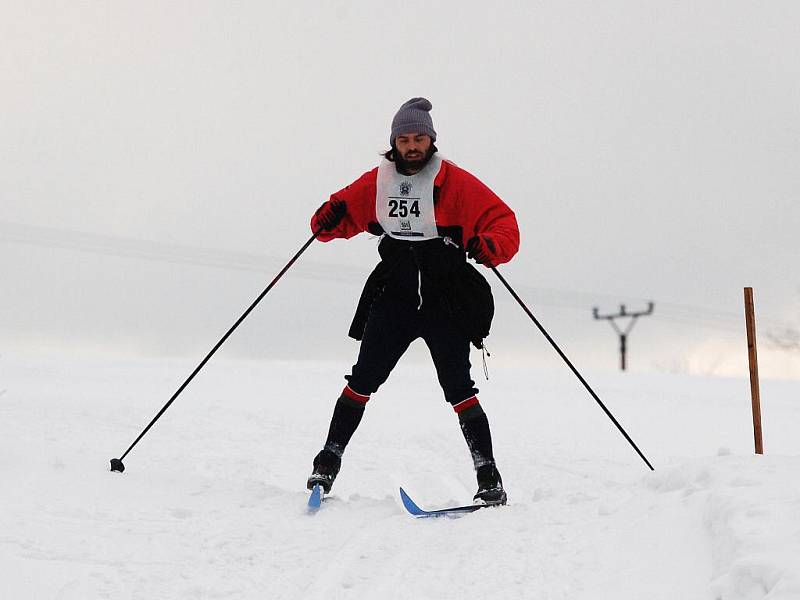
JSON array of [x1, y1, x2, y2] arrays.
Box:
[[311, 159, 520, 265]]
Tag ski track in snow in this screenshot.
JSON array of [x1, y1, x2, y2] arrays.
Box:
[[1, 355, 798, 599]]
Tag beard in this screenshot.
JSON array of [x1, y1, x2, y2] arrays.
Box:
[[395, 145, 437, 174]]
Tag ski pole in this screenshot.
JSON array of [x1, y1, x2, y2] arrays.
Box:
[[489, 265, 655, 471], [110, 230, 322, 473]]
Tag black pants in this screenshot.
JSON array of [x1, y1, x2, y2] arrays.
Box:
[[345, 293, 478, 406], [321, 292, 496, 472]]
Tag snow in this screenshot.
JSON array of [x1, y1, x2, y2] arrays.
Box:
[[1, 353, 799, 599]]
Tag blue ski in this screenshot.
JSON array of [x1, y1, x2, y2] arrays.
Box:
[[307, 483, 323, 512], [399, 487, 491, 518]]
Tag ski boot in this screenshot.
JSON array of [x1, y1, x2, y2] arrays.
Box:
[[306, 448, 341, 494], [473, 463, 507, 506]]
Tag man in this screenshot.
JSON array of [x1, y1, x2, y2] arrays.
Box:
[[307, 97, 519, 505]]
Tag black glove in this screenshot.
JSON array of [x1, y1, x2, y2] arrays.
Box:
[[313, 199, 347, 232], [466, 235, 497, 266]]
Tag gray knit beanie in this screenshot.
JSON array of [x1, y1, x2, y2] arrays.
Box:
[[390, 97, 437, 145]]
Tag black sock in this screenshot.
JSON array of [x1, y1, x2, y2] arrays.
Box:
[[323, 396, 366, 456], [458, 404, 495, 469]]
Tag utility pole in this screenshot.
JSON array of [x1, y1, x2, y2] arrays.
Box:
[[593, 302, 654, 371]]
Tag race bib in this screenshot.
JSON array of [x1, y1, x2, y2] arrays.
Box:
[[375, 154, 442, 240]]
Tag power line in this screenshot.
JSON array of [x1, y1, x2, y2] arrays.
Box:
[[1, 219, 796, 336], [0, 219, 369, 285]]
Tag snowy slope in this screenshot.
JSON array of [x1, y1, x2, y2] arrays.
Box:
[[1, 354, 798, 599]]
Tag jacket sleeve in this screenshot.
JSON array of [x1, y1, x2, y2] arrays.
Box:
[[461, 171, 520, 265], [311, 168, 378, 242]]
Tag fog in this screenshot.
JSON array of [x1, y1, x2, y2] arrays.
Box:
[[2, 1, 799, 378]]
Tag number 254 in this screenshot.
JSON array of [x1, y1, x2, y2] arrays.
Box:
[[388, 199, 421, 218]]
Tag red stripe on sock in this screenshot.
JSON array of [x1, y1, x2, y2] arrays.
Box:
[[453, 396, 479, 413], [342, 385, 370, 404]]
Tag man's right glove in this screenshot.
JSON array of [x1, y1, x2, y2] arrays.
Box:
[[466, 234, 497, 266], [312, 199, 347, 232]]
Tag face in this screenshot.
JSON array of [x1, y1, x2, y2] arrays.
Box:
[[394, 133, 432, 168]]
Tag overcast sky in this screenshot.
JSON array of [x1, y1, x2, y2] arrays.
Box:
[[2, 2, 799, 379]]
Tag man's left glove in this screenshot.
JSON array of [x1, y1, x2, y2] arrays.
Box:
[[466, 234, 497, 266], [313, 199, 347, 232]]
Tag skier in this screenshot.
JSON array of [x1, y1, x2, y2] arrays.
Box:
[[307, 98, 519, 505]]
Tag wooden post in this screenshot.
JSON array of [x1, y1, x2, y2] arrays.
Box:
[[743, 287, 763, 454]]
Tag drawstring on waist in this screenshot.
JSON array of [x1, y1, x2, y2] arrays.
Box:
[[481, 343, 491, 380], [416, 267, 423, 310]]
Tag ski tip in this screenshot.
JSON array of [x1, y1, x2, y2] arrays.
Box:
[[399, 487, 497, 518], [399, 487, 426, 516], [307, 483, 323, 512]]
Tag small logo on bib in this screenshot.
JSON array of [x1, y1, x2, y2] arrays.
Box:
[[400, 219, 412, 231], [399, 181, 412, 196]]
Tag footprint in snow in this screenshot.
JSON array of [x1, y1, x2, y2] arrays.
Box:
[[169, 508, 192, 519]]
